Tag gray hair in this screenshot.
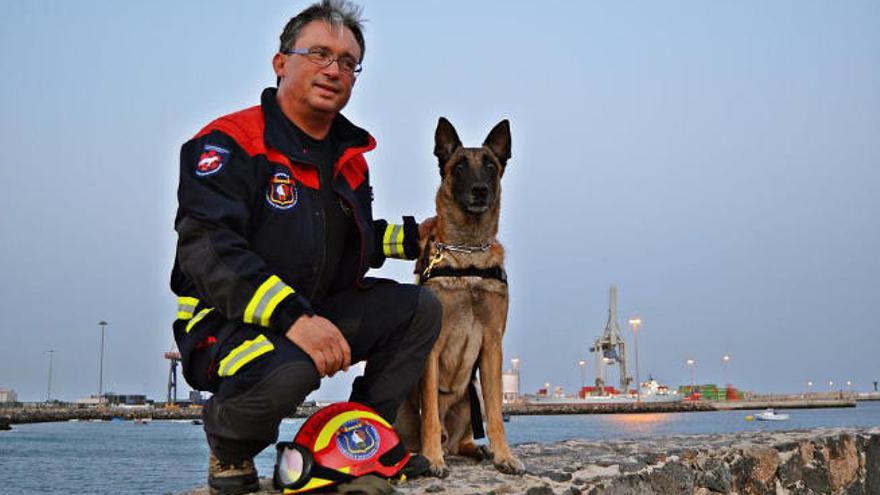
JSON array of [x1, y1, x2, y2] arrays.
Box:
[[279, 0, 366, 62]]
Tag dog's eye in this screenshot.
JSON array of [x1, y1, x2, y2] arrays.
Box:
[[454, 161, 466, 174]]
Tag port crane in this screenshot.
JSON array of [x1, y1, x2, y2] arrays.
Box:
[[589, 285, 632, 394]]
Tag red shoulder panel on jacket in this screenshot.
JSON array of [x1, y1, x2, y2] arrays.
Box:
[[335, 135, 376, 190], [192, 106, 319, 189]]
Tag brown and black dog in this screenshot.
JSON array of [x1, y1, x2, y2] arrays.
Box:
[[397, 117, 523, 477]]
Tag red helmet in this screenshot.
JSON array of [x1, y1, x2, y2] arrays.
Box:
[[274, 402, 410, 493]]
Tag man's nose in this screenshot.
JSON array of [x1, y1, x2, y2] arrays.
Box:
[[321, 60, 342, 78]]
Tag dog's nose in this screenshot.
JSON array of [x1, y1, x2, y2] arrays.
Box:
[[471, 184, 489, 200]]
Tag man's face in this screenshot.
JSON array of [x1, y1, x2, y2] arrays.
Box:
[[274, 20, 361, 117]]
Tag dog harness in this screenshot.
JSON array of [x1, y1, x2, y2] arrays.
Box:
[[417, 238, 508, 285]]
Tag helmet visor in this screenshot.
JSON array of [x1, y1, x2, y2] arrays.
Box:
[[274, 442, 314, 489]]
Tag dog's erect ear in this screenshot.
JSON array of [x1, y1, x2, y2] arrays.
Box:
[[483, 119, 511, 166], [434, 117, 462, 172]]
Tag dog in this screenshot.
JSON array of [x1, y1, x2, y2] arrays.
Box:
[[396, 117, 523, 477]]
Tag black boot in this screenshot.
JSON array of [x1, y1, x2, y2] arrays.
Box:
[[208, 453, 260, 495]]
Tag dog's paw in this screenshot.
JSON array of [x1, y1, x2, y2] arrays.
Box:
[[493, 454, 525, 475], [474, 444, 494, 461], [427, 461, 449, 479]]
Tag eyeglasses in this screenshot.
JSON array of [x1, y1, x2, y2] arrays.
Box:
[[285, 46, 362, 76]]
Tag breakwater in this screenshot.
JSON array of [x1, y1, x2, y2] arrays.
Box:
[[0, 404, 323, 426], [502, 397, 855, 415], [503, 401, 716, 415], [714, 398, 856, 410], [184, 428, 880, 494]]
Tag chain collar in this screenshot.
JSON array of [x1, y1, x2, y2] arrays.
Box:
[[434, 242, 491, 254]]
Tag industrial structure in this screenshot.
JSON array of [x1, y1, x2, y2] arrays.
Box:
[[164, 344, 181, 405], [589, 285, 632, 394]]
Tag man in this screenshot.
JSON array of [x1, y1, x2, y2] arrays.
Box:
[[170, 2, 441, 493]]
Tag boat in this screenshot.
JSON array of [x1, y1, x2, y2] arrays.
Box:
[[134, 418, 152, 424], [754, 408, 789, 421], [502, 413, 510, 423], [191, 419, 203, 426]]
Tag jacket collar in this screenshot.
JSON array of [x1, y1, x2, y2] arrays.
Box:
[[261, 87, 372, 166]]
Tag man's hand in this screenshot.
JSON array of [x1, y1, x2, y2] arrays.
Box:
[[285, 315, 351, 377]]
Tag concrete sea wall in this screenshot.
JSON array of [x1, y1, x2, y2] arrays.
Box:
[[186, 428, 879, 494]]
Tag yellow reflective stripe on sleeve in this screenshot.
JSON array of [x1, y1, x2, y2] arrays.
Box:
[[382, 224, 395, 256], [260, 286, 295, 327], [394, 224, 405, 255], [185, 308, 213, 334], [382, 224, 406, 258], [244, 276, 296, 327], [176, 296, 200, 320], [217, 334, 275, 377]]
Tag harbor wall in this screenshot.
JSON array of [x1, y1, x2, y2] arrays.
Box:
[[0, 404, 323, 425], [184, 428, 880, 495], [503, 401, 715, 415]]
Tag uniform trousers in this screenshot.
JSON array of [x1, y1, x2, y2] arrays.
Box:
[[202, 282, 441, 464]]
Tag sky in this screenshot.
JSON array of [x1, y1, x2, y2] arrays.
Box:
[[1, 1, 878, 403]]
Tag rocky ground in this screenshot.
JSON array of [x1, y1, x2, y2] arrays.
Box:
[[185, 427, 880, 494]]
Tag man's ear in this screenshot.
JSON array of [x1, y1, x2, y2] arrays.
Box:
[[434, 117, 462, 175], [272, 52, 286, 79], [483, 119, 511, 167]]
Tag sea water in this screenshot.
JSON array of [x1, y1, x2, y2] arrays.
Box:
[[1, 401, 878, 494]]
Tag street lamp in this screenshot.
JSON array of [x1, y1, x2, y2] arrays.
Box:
[[98, 321, 108, 402], [578, 360, 587, 390], [628, 318, 642, 403], [722, 354, 731, 386], [807, 381, 814, 394], [686, 359, 697, 396], [828, 380, 834, 391], [846, 380, 853, 392], [46, 350, 55, 402]]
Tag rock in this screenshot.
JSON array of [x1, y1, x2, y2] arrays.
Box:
[[646, 461, 694, 494], [698, 459, 733, 494], [731, 446, 780, 495], [525, 486, 554, 495], [544, 471, 572, 482], [866, 434, 880, 495], [561, 487, 582, 495], [425, 483, 445, 492], [826, 434, 859, 491]]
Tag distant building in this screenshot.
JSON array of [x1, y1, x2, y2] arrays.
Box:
[[502, 371, 519, 403], [104, 394, 147, 406], [189, 390, 206, 405], [0, 389, 17, 404]]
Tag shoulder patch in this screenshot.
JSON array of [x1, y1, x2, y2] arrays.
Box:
[[195, 144, 230, 177], [266, 172, 298, 210]]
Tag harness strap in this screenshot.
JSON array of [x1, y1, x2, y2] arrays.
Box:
[[468, 375, 486, 440], [422, 266, 508, 284]]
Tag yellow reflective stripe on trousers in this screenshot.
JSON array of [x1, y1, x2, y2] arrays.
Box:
[[243, 276, 296, 327], [177, 296, 200, 320], [185, 308, 213, 334], [217, 334, 275, 377], [382, 224, 405, 258]]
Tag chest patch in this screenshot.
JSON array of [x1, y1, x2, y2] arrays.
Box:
[[266, 172, 298, 210], [195, 144, 229, 177]]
